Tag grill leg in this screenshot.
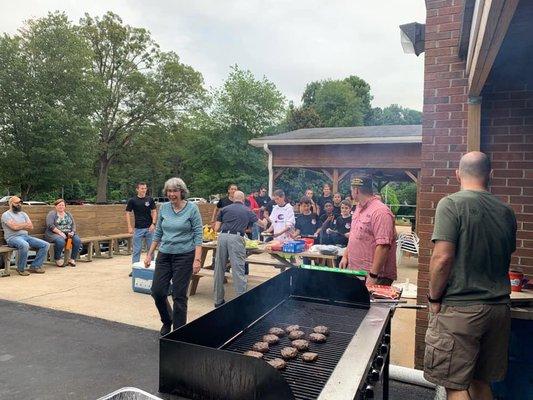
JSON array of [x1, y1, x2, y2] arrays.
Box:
[[383, 322, 391, 400]]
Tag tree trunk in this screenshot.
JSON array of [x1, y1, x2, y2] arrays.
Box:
[[96, 154, 112, 203]]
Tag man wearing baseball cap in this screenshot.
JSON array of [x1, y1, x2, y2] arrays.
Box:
[[339, 177, 397, 285]]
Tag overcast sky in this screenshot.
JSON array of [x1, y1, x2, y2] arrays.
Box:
[[1, 0, 426, 110]]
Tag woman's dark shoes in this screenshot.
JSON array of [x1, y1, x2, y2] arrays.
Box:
[[160, 323, 172, 336]]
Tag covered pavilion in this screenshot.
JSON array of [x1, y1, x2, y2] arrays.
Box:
[[249, 124, 422, 194]]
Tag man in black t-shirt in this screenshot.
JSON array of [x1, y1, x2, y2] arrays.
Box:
[[256, 186, 270, 207], [125, 182, 157, 265], [317, 183, 333, 217], [329, 200, 352, 247], [294, 197, 320, 238], [318, 201, 335, 244], [211, 184, 237, 226]]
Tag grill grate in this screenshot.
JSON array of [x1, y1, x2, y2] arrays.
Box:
[[223, 298, 368, 400]]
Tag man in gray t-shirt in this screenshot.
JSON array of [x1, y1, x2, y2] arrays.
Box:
[[1, 196, 49, 275]]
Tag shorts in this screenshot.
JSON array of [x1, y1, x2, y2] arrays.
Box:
[[423, 303, 510, 390]]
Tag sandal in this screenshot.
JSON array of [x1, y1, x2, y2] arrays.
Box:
[[67, 259, 76, 267]]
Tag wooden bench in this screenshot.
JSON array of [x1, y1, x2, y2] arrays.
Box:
[[0, 204, 133, 275]]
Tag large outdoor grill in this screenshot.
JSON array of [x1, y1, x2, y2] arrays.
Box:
[[160, 268, 392, 400]]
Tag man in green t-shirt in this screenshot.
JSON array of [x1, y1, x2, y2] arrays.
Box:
[[424, 152, 517, 400]]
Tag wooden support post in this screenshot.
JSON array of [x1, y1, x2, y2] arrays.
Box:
[[405, 170, 418, 183], [273, 168, 286, 181], [332, 169, 339, 193], [321, 169, 333, 182], [467, 96, 482, 152], [338, 169, 351, 184]]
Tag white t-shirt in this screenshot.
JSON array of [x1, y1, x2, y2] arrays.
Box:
[[269, 203, 295, 242]]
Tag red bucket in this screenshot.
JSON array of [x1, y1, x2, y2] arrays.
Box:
[[509, 270, 525, 292], [302, 238, 314, 250]]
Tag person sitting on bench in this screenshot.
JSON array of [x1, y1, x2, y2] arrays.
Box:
[[45, 198, 82, 267], [1, 196, 49, 276]]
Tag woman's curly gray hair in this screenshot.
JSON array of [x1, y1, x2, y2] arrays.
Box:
[[163, 177, 190, 199]]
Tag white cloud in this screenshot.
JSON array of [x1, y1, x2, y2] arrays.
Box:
[[0, 0, 426, 109]]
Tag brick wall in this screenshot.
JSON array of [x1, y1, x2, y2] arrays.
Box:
[[415, 0, 468, 368], [416, 0, 533, 368], [481, 83, 533, 275]]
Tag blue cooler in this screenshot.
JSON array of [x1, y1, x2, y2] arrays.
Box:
[[132, 261, 156, 294]]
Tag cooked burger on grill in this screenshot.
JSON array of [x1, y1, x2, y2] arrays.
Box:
[[280, 347, 298, 359], [244, 350, 264, 359], [291, 339, 309, 351], [302, 352, 318, 362], [267, 358, 287, 370], [268, 327, 286, 337], [262, 334, 280, 344], [288, 330, 305, 340], [252, 342, 269, 353], [285, 324, 300, 333], [309, 333, 327, 343], [313, 325, 330, 335]]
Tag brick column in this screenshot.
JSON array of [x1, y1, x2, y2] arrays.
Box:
[[415, 0, 469, 368]]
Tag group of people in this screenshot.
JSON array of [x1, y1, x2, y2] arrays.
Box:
[[137, 152, 517, 400], [2, 150, 515, 400], [1, 197, 84, 275]]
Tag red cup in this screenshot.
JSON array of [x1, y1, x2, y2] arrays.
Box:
[[302, 238, 314, 250], [509, 270, 525, 292]]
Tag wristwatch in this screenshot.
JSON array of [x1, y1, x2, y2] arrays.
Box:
[[427, 293, 443, 303]]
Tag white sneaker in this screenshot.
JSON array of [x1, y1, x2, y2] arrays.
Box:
[[56, 259, 64, 267]]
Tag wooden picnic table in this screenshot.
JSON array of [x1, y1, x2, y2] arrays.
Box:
[[188, 241, 338, 296]]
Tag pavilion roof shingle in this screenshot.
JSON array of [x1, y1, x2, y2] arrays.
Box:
[[249, 125, 422, 146]]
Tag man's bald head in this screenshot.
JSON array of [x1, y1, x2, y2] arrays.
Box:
[[458, 151, 491, 187], [233, 191, 245, 202]]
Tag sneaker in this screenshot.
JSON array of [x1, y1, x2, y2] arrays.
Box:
[[160, 323, 172, 336], [17, 270, 30, 276], [29, 268, 45, 274], [67, 259, 76, 267], [56, 259, 64, 267]]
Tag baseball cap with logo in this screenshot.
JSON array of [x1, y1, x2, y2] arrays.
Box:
[[350, 177, 373, 192]]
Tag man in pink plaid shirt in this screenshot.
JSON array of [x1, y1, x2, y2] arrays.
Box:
[[340, 177, 397, 285]]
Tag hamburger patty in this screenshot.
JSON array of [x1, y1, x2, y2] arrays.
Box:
[[268, 327, 285, 337], [244, 350, 264, 359], [262, 334, 280, 344], [291, 339, 309, 351], [268, 358, 287, 370], [313, 325, 330, 335], [285, 325, 300, 333], [288, 330, 305, 340], [252, 342, 269, 353], [280, 347, 298, 359], [309, 333, 327, 343], [302, 352, 318, 362]]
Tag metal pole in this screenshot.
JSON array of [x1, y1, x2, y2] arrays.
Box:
[[263, 144, 273, 197]]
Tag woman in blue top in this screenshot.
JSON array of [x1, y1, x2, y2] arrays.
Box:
[[144, 177, 203, 336]]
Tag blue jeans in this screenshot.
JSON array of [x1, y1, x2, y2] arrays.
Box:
[[50, 234, 82, 260], [6, 235, 50, 271], [132, 228, 154, 263], [251, 222, 261, 240]]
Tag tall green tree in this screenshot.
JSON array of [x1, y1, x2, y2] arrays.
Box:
[[79, 12, 205, 202], [283, 102, 323, 131], [0, 12, 97, 198], [300, 75, 373, 127], [369, 104, 422, 125], [179, 66, 285, 197]]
